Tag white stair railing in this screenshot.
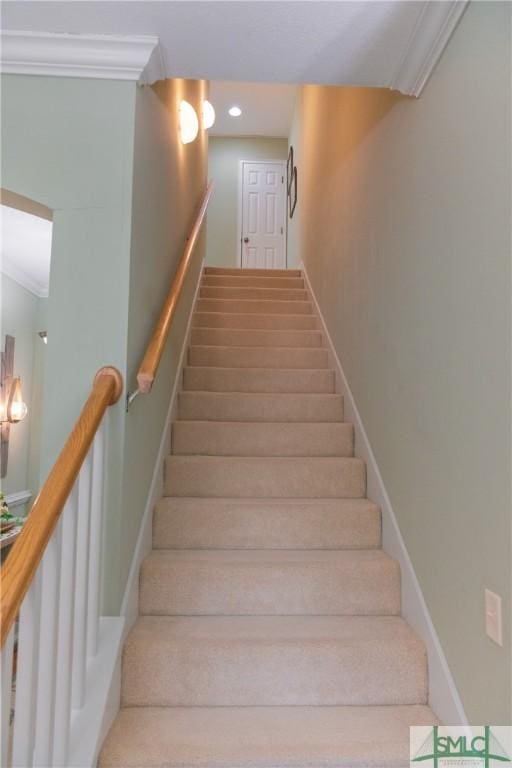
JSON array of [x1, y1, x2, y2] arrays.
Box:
[[1, 367, 122, 767]]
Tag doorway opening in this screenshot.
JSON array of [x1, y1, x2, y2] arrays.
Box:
[[205, 81, 296, 271]]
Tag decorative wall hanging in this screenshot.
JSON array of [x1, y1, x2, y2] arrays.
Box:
[[287, 145, 298, 219], [289, 166, 297, 219], [287, 145, 294, 194]]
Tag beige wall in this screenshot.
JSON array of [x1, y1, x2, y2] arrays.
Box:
[[207, 137, 288, 267], [288, 2, 511, 723]]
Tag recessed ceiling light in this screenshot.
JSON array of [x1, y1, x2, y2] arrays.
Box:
[[228, 106, 242, 117]]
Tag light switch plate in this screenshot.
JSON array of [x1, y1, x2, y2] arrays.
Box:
[[485, 589, 503, 646]]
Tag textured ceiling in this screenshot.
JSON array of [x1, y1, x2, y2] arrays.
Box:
[[209, 82, 297, 137], [2, 1, 427, 88]]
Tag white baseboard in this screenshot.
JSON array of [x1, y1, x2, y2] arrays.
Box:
[[119, 256, 205, 633], [300, 261, 468, 726]]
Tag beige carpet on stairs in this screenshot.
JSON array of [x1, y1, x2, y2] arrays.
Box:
[[99, 266, 438, 768]]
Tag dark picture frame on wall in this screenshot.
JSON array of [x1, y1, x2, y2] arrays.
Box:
[[286, 145, 294, 194], [289, 166, 297, 219]]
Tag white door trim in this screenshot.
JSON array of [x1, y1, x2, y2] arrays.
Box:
[[236, 159, 287, 269]]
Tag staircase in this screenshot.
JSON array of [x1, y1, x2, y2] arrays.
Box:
[[100, 267, 438, 767]]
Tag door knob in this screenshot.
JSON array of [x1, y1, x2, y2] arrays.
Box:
[[243, 237, 249, 243]]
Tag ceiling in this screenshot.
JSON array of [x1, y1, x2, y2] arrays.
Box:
[[1, 206, 53, 298], [1, 1, 460, 92], [209, 82, 297, 137]]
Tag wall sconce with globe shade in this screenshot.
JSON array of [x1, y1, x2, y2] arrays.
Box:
[[1, 335, 28, 478], [202, 100, 215, 130], [179, 100, 199, 144]]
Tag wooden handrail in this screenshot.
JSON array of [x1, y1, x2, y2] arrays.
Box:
[[0, 366, 123, 647], [136, 181, 214, 395]]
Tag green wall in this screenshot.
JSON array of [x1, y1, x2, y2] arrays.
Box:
[[288, 2, 511, 723], [117, 78, 208, 613], [1, 74, 208, 614], [207, 136, 288, 267]]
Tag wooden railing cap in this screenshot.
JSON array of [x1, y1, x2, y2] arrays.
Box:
[[94, 366, 123, 404]]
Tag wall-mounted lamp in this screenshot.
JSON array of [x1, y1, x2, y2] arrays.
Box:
[[1, 335, 28, 478], [38, 331, 48, 344], [179, 100, 199, 144], [202, 100, 215, 130]]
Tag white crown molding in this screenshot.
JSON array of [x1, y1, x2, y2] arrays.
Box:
[[390, 1, 468, 96], [0, 30, 164, 83], [2, 256, 49, 298]]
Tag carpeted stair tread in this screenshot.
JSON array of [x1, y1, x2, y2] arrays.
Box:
[[178, 391, 343, 421], [192, 311, 318, 330], [202, 274, 305, 289], [200, 285, 309, 301], [139, 548, 400, 616], [196, 298, 313, 315], [188, 344, 329, 369], [172, 420, 353, 456], [99, 704, 439, 768], [164, 455, 366, 498], [190, 327, 324, 347], [182, 366, 335, 393], [204, 266, 302, 277], [121, 615, 427, 707], [153, 497, 382, 550]]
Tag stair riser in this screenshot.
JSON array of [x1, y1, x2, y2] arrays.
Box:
[[165, 457, 366, 498], [202, 275, 304, 289], [204, 267, 301, 277], [196, 298, 313, 315], [190, 327, 323, 348], [172, 422, 354, 456], [200, 286, 308, 301], [153, 499, 381, 550], [178, 392, 343, 421], [122, 632, 426, 707], [182, 367, 335, 394], [140, 557, 400, 616], [192, 312, 318, 330], [189, 346, 328, 369]]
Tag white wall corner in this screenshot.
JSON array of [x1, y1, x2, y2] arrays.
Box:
[[0, 30, 164, 83], [300, 261, 468, 726], [390, 1, 468, 96]]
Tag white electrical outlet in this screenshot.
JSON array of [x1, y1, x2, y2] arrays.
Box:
[[485, 589, 503, 646]]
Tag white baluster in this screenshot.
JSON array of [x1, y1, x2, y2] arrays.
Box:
[[52, 486, 79, 766], [1, 626, 15, 767], [87, 423, 105, 659], [71, 452, 92, 710], [12, 570, 42, 768], [33, 521, 62, 767]]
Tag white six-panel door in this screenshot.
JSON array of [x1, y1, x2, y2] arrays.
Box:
[[240, 161, 286, 269]]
